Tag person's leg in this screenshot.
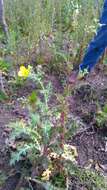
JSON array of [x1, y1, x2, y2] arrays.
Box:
[[80, 25, 107, 72], [79, 0, 107, 72], [100, 0, 107, 24]]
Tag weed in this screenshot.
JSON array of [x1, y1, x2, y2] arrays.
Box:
[[8, 68, 107, 189]]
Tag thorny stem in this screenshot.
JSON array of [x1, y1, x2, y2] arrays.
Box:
[[39, 79, 48, 110]]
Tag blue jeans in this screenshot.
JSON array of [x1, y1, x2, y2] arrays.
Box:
[[80, 0, 107, 72]]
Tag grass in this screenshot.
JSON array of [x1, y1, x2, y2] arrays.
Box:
[[3, 0, 103, 72]]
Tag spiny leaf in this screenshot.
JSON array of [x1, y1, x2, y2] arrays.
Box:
[[0, 90, 8, 101], [0, 58, 10, 72]]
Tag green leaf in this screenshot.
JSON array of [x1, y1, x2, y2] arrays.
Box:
[[10, 144, 30, 165], [30, 113, 40, 127], [28, 91, 38, 104], [0, 58, 10, 72], [0, 90, 8, 101], [103, 105, 107, 113]]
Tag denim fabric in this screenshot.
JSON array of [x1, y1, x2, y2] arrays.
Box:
[[80, 0, 107, 72], [100, 0, 107, 24]]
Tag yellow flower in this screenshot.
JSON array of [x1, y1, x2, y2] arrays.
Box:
[[62, 144, 78, 162], [41, 168, 52, 181], [49, 152, 59, 159], [18, 65, 31, 78]]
